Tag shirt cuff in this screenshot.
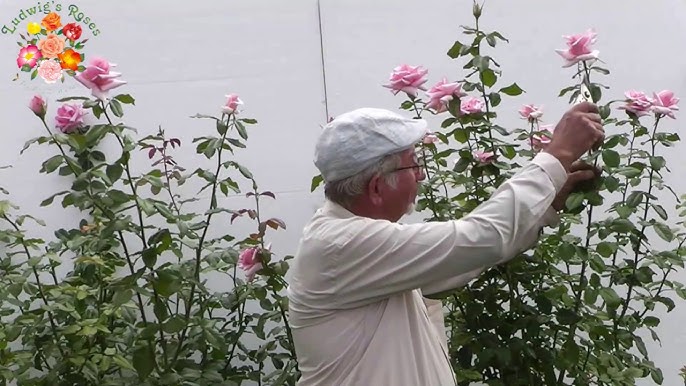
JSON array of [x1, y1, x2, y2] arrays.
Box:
[[531, 152, 568, 193]]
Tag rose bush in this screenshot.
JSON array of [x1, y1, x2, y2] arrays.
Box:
[[0, 54, 299, 384], [378, 3, 686, 385]]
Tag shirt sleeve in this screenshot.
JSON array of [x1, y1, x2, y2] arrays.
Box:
[[330, 152, 568, 308]]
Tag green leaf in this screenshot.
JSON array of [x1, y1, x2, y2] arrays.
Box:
[[654, 222, 673, 242], [600, 288, 621, 308], [454, 129, 469, 143], [601, 149, 620, 168], [114, 94, 136, 105], [557, 308, 581, 325], [41, 155, 63, 174], [142, 248, 157, 268], [596, 242, 616, 258], [112, 289, 133, 307], [310, 174, 323, 192], [650, 368, 664, 384], [489, 92, 502, 107], [240, 118, 257, 124], [472, 55, 490, 71], [106, 164, 123, 184], [163, 316, 186, 334], [643, 316, 660, 327], [649, 156, 666, 171], [480, 69, 497, 87], [112, 355, 136, 371], [132, 345, 156, 380], [565, 192, 585, 210], [499, 83, 524, 96], [236, 121, 248, 140], [652, 204, 668, 220], [447, 40, 465, 58], [590, 84, 602, 103], [109, 99, 124, 118]]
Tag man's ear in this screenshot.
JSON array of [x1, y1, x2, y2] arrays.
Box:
[[367, 175, 383, 206]]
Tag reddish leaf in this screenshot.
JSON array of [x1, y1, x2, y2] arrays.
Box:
[[245, 192, 255, 197], [260, 191, 276, 199], [249, 233, 260, 240], [247, 210, 257, 219], [171, 138, 181, 147], [148, 148, 156, 159]]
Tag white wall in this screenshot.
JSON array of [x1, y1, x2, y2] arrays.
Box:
[[2, 0, 686, 384]]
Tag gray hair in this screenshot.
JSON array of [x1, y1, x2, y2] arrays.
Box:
[[324, 151, 403, 208]]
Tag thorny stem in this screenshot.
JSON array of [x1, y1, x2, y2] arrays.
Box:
[[2, 214, 65, 358], [172, 112, 231, 369], [613, 116, 662, 347]]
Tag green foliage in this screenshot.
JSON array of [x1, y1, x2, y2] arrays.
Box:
[[0, 93, 299, 385]]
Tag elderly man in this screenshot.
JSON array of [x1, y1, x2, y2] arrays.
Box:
[[286, 102, 603, 386]]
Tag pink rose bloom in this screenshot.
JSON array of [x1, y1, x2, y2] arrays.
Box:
[[473, 150, 496, 164], [55, 103, 87, 133], [383, 64, 429, 97], [425, 78, 467, 113], [17, 45, 42, 68], [38, 60, 63, 83], [617, 90, 654, 117], [423, 133, 438, 144], [238, 247, 263, 282], [531, 124, 555, 150], [460, 97, 484, 115], [519, 104, 543, 122], [221, 94, 243, 114], [75, 57, 127, 101], [555, 29, 600, 68], [29, 95, 47, 118], [651, 90, 679, 119]]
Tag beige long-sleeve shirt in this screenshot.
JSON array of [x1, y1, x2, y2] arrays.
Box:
[[286, 152, 567, 386]]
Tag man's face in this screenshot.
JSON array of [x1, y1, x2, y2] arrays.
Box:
[[378, 149, 425, 221]]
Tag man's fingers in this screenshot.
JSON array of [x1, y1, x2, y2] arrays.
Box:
[[586, 113, 602, 123], [569, 169, 597, 184], [572, 101, 599, 114]]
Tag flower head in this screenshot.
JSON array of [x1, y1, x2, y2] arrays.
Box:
[[58, 49, 82, 71], [37, 60, 63, 83], [221, 94, 243, 115], [473, 150, 496, 164], [617, 90, 653, 117], [460, 97, 485, 115], [519, 104, 543, 122], [651, 90, 679, 119], [555, 29, 599, 68], [383, 64, 429, 97], [75, 57, 127, 101], [16, 45, 42, 69], [28, 95, 47, 119], [62, 23, 82, 41], [425, 78, 466, 113], [41, 12, 62, 32], [37, 33, 66, 59], [238, 246, 264, 282], [55, 103, 87, 133], [27, 22, 41, 35]]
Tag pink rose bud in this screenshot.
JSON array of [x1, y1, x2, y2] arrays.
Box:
[[75, 56, 127, 101], [238, 246, 264, 282], [28, 95, 47, 119], [530, 124, 555, 151], [460, 97, 485, 115], [651, 90, 679, 119], [518, 104, 543, 122], [425, 78, 467, 113], [423, 133, 438, 144], [555, 29, 600, 68], [55, 103, 87, 134], [221, 94, 243, 115], [383, 64, 429, 97], [473, 150, 496, 164], [617, 90, 654, 117]]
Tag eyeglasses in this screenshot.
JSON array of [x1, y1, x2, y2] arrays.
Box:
[[390, 157, 425, 174]]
